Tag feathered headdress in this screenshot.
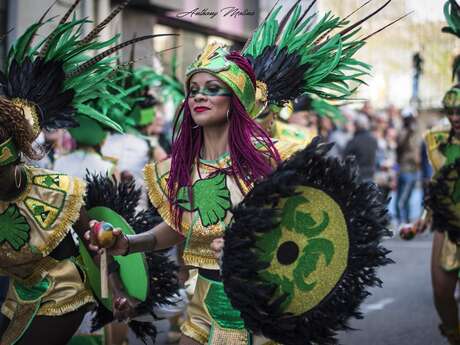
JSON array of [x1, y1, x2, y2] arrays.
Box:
[[96, 37, 161, 132], [149, 52, 185, 111], [442, 0, 460, 109], [186, 0, 401, 118], [0, 0, 173, 163], [103, 44, 184, 132]]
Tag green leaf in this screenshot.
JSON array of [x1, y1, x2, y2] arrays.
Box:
[[0, 206, 30, 251], [293, 238, 334, 292], [188, 174, 231, 226], [75, 104, 124, 133], [281, 195, 309, 231]]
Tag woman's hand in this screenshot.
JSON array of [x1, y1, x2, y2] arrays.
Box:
[[414, 217, 430, 234], [211, 238, 224, 266], [84, 220, 129, 256], [111, 287, 140, 322], [177, 264, 190, 287]]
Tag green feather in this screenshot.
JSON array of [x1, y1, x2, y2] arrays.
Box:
[[76, 104, 123, 133]]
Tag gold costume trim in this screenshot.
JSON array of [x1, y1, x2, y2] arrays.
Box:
[[440, 234, 460, 271], [276, 140, 304, 161], [209, 324, 249, 344], [0, 301, 40, 345], [219, 70, 247, 91], [38, 178, 86, 256], [183, 252, 219, 268], [255, 80, 268, 103], [424, 124, 452, 173], [144, 163, 188, 233], [1, 303, 14, 320], [37, 289, 94, 316], [181, 319, 209, 345], [11, 98, 41, 138]]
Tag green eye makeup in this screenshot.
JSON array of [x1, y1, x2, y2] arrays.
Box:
[[188, 84, 232, 97]]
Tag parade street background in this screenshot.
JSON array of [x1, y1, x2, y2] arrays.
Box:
[[339, 234, 445, 345]]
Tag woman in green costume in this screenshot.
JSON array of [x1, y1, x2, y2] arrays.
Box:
[[0, 1, 168, 343], [420, 86, 460, 345], [416, 2, 460, 343], [89, 2, 396, 344]]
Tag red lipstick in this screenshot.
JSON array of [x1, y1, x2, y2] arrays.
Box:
[[194, 106, 210, 113]]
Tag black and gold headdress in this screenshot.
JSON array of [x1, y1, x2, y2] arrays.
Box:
[[0, 0, 172, 165]]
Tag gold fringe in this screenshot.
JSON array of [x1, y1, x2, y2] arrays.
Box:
[[144, 163, 188, 233], [183, 252, 219, 269], [181, 319, 209, 345], [38, 178, 86, 256], [37, 289, 94, 316]]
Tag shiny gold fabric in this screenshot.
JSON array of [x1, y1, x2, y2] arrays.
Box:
[[2, 258, 94, 318], [440, 234, 460, 271], [0, 166, 94, 345], [181, 275, 276, 345], [425, 124, 452, 173], [0, 166, 86, 281], [0, 299, 40, 345], [272, 121, 317, 146], [144, 140, 303, 270]]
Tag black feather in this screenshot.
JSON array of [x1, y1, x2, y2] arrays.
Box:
[[3, 57, 77, 129], [247, 46, 310, 105]]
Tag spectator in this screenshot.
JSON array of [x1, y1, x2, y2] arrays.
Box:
[[387, 104, 403, 131], [360, 100, 375, 118], [394, 109, 420, 224], [344, 114, 378, 182], [329, 107, 355, 157]]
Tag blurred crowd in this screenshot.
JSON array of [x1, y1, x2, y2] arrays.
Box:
[[290, 100, 431, 227]]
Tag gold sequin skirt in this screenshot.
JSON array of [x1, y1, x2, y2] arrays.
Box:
[[440, 234, 460, 271], [181, 273, 276, 345]]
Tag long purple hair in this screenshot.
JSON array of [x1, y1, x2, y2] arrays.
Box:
[[167, 51, 280, 230]]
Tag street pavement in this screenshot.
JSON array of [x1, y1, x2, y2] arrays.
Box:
[[338, 233, 447, 345]]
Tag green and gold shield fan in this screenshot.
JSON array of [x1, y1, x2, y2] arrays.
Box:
[[425, 158, 460, 243], [222, 137, 392, 345], [81, 173, 178, 342]]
